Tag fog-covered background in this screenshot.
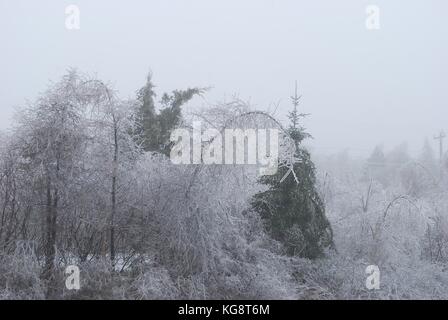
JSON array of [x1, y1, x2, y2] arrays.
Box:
[[2, 0, 448, 156], [1, 1, 448, 301]]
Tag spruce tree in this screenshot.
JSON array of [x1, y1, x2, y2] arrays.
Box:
[[251, 82, 333, 258], [134, 72, 160, 152], [420, 138, 437, 174], [134, 72, 203, 155], [158, 88, 202, 155]]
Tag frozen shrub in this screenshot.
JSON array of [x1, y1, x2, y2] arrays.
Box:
[[128, 266, 180, 299], [0, 242, 45, 300], [63, 258, 114, 300]]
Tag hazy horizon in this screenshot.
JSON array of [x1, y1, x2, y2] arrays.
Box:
[[2, 0, 447, 157]]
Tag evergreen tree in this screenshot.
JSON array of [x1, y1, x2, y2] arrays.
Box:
[[367, 145, 386, 165], [158, 88, 202, 155], [134, 72, 160, 152], [364, 145, 388, 185], [420, 138, 437, 173], [134, 72, 202, 155], [251, 83, 333, 258], [386, 142, 411, 166]]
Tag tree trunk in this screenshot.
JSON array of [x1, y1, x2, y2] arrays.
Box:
[[43, 175, 58, 298], [110, 122, 118, 267]]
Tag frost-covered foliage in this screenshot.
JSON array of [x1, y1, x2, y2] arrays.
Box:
[[0, 72, 301, 299], [0, 242, 45, 299], [126, 104, 300, 299], [294, 252, 448, 300], [310, 147, 448, 299], [1, 70, 447, 300]]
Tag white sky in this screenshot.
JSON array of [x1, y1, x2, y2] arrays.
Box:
[[1, 0, 447, 157]]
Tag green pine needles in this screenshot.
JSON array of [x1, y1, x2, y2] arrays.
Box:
[[251, 82, 334, 258]]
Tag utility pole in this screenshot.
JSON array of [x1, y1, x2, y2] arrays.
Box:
[[434, 130, 446, 175]]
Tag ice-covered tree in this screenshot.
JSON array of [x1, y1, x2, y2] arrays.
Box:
[[251, 84, 333, 258], [133, 72, 203, 155], [14, 70, 92, 296]]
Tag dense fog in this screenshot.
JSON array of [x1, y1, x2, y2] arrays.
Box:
[[1, 1, 447, 299]]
